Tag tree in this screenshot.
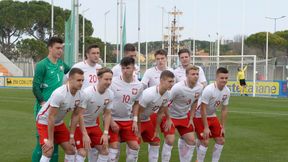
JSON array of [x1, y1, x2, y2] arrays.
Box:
[[0, 0, 31, 59], [245, 32, 286, 58], [16, 38, 48, 61]]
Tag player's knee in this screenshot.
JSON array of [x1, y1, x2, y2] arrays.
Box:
[[43, 149, 53, 158], [201, 140, 209, 147], [127, 143, 139, 150], [77, 148, 87, 157], [184, 136, 195, 145], [99, 148, 109, 155], [64, 146, 75, 155], [165, 135, 175, 145], [215, 138, 225, 145]]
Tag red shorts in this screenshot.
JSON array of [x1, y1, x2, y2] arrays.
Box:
[[193, 117, 223, 140], [150, 113, 158, 126], [140, 120, 160, 143], [37, 123, 70, 145], [161, 114, 194, 137], [74, 126, 103, 149], [109, 121, 138, 143]]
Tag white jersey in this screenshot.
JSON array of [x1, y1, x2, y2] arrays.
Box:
[[110, 75, 143, 121], [139, 86, 170, 121], [37, 84, 85, 126], [195, 83, 230, 118], [169, 81, 203, 119], [82, 86, 114, 127], [174, 65, 207, 84], [72, 61, 102, 89], [141, 66, 174, 87], [111, 63, 140, 80]]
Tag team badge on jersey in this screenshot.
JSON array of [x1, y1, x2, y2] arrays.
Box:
[[104, 99, 110, 105], [195, 92, 200, 99], [222, 95, 227, 101], [59, 65, 64, 71], [132, 88, 138, 95], [74, 100, 80, 107]]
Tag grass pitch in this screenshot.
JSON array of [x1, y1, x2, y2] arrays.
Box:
[[0, 88, 287, 162]]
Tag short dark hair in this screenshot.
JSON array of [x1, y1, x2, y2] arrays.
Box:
[[48, 37, 63, 47], [178, 48, 191, 56], [186, 65, 199, 75], [120, 57, 135, 66], [154, 49, 167, 57], [86, 44, 99, 54], [97, 67, 113, 77], [124, 43, 136, 52], [216, 67, 229, 75], [160, 70, 175, 79], [69, 68, 84, 77]]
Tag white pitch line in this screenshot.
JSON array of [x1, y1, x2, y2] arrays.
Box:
[[229, 110, 288, 116]]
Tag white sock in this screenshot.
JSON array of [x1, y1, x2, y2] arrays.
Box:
[[197, 145, 208, 162], [161, 143, 173, 162], [178, 138, 195, 162], [212, 143, 224, 162], [65, 154, 75, 162], [108, 148, 119, 162], [148, 144, 160, 162], [75, 153, 86, 162], [126, 147, 139, 162], [88, 148, 99, 162], [97, 154, 109, 162], [40, 155, 50, 162]]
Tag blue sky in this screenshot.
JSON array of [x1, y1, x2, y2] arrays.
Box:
[[25, 0, 288, 43]]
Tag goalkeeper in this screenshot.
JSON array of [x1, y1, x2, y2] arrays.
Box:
[[32, 37, 70, 162], [237, 65, 248, 96]]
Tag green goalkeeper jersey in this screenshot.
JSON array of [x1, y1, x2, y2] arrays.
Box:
[[32, 57, 70, 112]]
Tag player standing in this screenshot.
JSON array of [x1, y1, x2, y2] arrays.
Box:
[[138, 70, 175, 162], [194, 67, 230, 162], [161, 65, 203, 162], [32, 37, 70, 162], [74, 68, 114, 162], [36, 68, 89, 162], [108, 57, 143, 162]]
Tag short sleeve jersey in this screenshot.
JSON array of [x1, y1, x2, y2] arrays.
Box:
[[111, 63, 140, 80], [139, 86, 170, 121], [169, 81, 203, 119], [33, 57, 70, 103], [36, 84, 86, 125], [195, 83, 230, 118], [71, 61, 102, 89], [110, 75, 143, 121], [82, 86, 114, 127], [174, 65, 206, 84], [141, 66, 174, 87]]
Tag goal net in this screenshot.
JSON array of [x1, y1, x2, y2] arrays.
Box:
[[169, 55, 257, 97]]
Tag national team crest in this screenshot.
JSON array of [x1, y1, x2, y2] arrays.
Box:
[[74, 100, 80, 107], [194, 92, 200, 99], [222, 95, 227, 101], [132, 88, 138, 95], [59, 65, 64, 71], [104, 99, 110, 105]]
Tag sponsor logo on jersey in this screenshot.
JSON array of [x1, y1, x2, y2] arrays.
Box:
[[60, 65, 64, 71]]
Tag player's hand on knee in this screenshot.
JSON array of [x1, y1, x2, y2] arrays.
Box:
[[83, 133, 91, 151], [42, 139, 54, 153], [100, 134, 109, 149], [164, 118, 173, 132], [187, 118, 195, 129], [203, 128, 211, 140], [221, 127, 225, 136], [132, 121, 139, 135], [69, 137, 76, 147]]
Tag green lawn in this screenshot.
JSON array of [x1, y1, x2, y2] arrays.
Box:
[[0, 88, 287, 162]]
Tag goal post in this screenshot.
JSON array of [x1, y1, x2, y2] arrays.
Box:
[[168, 54, 257, 97]]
